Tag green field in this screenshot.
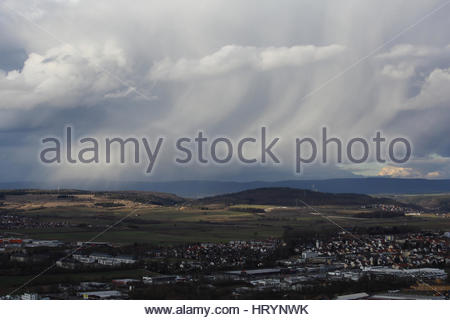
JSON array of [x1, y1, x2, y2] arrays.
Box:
[[3, 204, 449, 244], [385, 193, 450, 210]]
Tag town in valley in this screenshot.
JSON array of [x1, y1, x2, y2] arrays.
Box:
[[0, 188, 449, 300]]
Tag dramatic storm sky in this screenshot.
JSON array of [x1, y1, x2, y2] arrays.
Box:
[[0, 0, 450, 184]]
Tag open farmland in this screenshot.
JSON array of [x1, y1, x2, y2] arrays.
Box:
[[1, 190, 449, 244]]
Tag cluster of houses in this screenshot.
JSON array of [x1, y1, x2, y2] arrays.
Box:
[[0, 238, 63, 252], [1, 232, 448, 299], [361, 204, 421, 213], [361, 266, 447, 279], [147, 239, 281, 271], [0, 214, 71, 230], [219, 262, 448, 296], [71, 252, 137, 266], [292, 233, 449, 269], [140, 233, 449, 275]]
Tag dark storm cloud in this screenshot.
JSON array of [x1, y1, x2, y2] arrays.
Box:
[[0, 0, 449, 182]]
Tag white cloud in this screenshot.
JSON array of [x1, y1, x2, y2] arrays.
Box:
[[149, 44, 346, 81], [381, 63, 415, 79], [377, 165, 445, 179], [426, 171, 441, 178], [377, 166, 421, 178], [407, 67, 450, 109], [0, 42, 136, 109]]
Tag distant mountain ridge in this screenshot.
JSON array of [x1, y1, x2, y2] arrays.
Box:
[[193, 187, 398, 207], [2, 178, 450, 197]]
